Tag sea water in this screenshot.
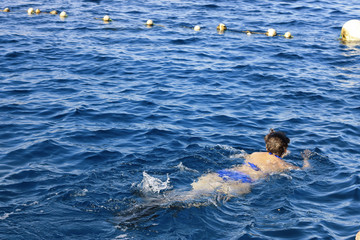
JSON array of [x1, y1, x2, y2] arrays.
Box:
[[0, 0, 360, 239]]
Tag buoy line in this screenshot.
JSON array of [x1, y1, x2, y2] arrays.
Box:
[[25, 8, 59, 15], [2, 7, 360, 41], [215, 24, 293, 38], [0, 8, 295, 38]]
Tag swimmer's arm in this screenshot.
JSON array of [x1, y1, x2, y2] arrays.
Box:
[[284, 150, 311, 170], [301, 149, 311, 169]]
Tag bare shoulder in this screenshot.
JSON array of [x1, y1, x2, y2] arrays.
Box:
[[247, 152, 267, 160]]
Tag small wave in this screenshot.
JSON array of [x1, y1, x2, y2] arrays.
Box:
[[216, 145, 248, 159], [137, 171, 171, 194], [229, 150, 248, 159], [72, 189, 88, 197], [216, 144, 239, 152], [113, 234, 129, 239], [170, 37, 200, 45], [0, 212, 13, 220], [174, 162, 199, 173], [278, 173, 293, 180]]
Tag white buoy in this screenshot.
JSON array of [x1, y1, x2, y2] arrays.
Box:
[[217, 23, 227, 31], [50, 10, 58, 15], [27, 8, 34, 15], [284, 32, 292, 38], [146, 19, 154, 26], [341, 19, 360, 41], [266, 28, 277, 37], [59, 11, 68, 18], [103, 15, 111, 21], [35, 9, 41, 14], [3, 8, 10, 12], [194, 25, 201, 31]]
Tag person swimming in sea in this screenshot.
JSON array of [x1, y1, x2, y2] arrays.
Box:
[[117, 129, 311, 225], [182, 129, 311, 199]]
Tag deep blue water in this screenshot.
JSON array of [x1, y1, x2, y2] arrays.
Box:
[[1, 0, 360, 239]]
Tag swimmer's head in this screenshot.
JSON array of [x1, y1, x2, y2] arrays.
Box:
[[264, 129, 290, 157]]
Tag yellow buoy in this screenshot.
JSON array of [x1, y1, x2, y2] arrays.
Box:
[[35, 9, 41, 14], [59, 11, 68, 18], [266, 28, 277, 37], [103, 15, 111, 21], [217, 23, 227, 31], [194, 25, 201, 31], [50, 10, 58, 15], [3, 8, 10, 12], [27, 8, 35, 15], [146, 19, 154, 26], [341, 19, 360, 41], [284, 32, 292, 38]]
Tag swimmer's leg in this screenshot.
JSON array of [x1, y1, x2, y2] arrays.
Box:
[[165, 173, 252, 205]]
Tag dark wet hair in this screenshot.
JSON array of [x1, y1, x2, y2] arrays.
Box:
[[264, 129, 290, 157]]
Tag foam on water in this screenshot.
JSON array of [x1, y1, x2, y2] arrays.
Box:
[[174, 162, 199, 173], [137, 171, 171, 195], [0, 212, 12, 221]]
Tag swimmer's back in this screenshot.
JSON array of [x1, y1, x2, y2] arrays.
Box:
[[246, 152, 296, 173]]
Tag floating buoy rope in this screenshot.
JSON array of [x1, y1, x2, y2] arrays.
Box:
[[3, 6, 359, 40]]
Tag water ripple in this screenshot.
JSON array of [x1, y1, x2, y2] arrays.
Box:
[[1, 0, 360, 239]]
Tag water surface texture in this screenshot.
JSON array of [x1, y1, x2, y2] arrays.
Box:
[[1, 0, 360, 239]]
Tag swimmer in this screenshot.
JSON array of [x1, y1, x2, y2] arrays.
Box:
[[184, 129, 310, 199], [118, 129, 311, 225], [357, 230, 360, 240]]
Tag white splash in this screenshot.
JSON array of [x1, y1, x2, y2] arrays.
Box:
[[216, 144, 239, 151], [73, 189, 88, 197], [229, 149, 248, 159], [138, 171, 171, 194], [278, 173, 293, 180], [0, 212, 12, 220], [175, 162, 199, 173], [113, 233, 129, 239]]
